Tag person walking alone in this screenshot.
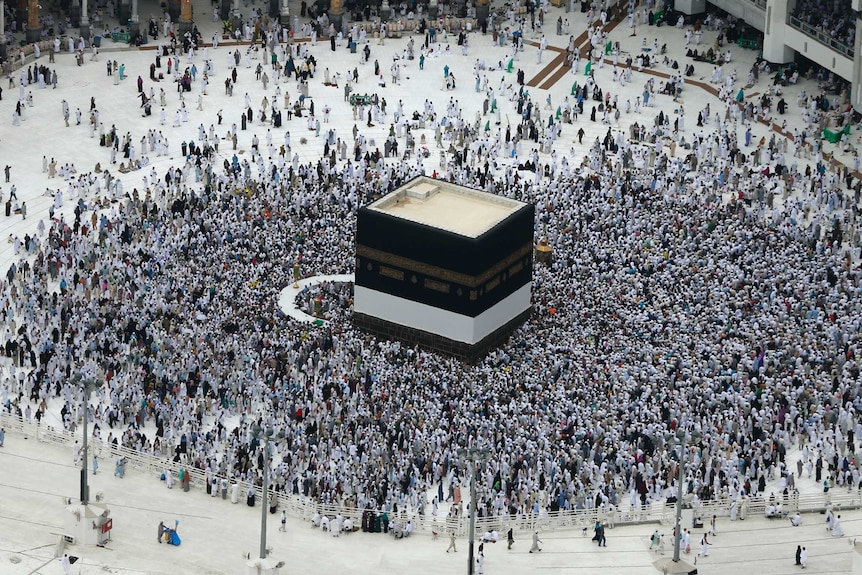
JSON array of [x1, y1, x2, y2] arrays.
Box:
[[649, 529, 660, 551], [60, 553, 71, 575], [699, 533, 710, 557], [446, 532, 457, 553], [530, 531, 542, 553]]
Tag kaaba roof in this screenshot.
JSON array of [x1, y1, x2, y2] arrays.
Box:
[[366, 177, 526, 239]]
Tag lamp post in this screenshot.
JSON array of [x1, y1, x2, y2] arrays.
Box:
[[664, 428, 701, 564], [458, 446, 491, 575], [260, 434, 269, 561], [72, 373, 99, 506], [251, 425, 284, 561], [0, 1, 5, 52], [672, 431, 685, 563]]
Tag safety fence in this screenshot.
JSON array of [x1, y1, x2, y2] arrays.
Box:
[[1, 412, 857, 537], [659, 488, 861, 527]]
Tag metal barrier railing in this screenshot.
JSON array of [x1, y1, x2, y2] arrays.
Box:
[[788, 15, 855, 58], [2, 412, 857, 535]]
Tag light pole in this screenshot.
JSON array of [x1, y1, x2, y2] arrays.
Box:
[[672, 431, 684, 563], [664, 428, 701, 563], [72, 374, 99, 506], [458, 447, 491, 575], [252, 425, 284, 561]]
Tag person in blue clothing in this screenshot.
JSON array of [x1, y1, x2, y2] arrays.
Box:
[[114, 456, 125, 478]]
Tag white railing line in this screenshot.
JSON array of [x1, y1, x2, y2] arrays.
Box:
[[2, 412, 857, 535], [787, 15, 855, 58]]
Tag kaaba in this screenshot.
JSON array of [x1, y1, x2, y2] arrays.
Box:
[[354, 176, 534, 361]]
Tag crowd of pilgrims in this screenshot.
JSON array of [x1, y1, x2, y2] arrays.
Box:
[[792, 0, 857, 51], [4, 13, 862, 531]]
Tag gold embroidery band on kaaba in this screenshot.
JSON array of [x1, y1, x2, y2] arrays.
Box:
[[424, 278, 451, 293], [357, 242, 532, 288], [378, 266, 405, 281]]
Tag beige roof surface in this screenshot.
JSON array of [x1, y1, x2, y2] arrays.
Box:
[[367, 177, 525, 238]]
